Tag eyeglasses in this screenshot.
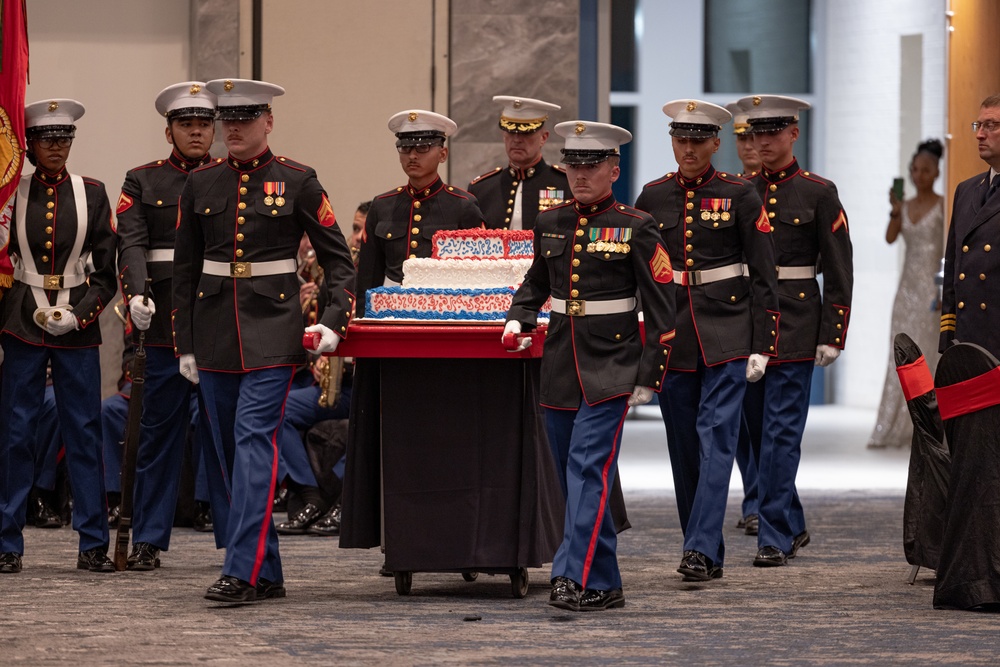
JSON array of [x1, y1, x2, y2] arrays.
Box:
[[396, 143, 441, 154], [972, 120, 1000, 133], [35, 137, 73, 149]]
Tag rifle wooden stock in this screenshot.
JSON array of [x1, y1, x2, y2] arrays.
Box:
[[113, 279, 151, 571]]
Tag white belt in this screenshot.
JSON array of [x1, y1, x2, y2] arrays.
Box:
[[776, 265, 817, 280], [674, 263, 746, 287], [202, 258, 297, 278], [13, 263, 87, 290], [551, 296, 636, 317], [147, 249, 174, 263]]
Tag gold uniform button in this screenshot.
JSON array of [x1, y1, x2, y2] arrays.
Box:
[[413, 214, 422, 222], [46, 212, 53, 220], [574, 244, 582, 252], [46, 188, 54, 195], [685, 258, 694, 267], [410, 240, 418, 248], [958, 301, 965, 309], [239, 187, 247, 195], [686, 202, 694, 210], [771, 330, 776, 336], [45, 226, 52, 234], [238, 202, 247, 210], [44, 241, 52, 249], [236, 233, 245, 241], [660, 365, 665, 371], [572, 259, 580, 267], [837, 309, 844, 315], [386, 232, 392, 239], [730, 296, 736, 302], [982, 303, 988, 310], [279, 293, 285, 299], [685, 244, 693, 252], [46, 202, 54, 209], [768, 212, 776, 219], [685, 230, 693, 238], [655, 381, 661, 387], [507, 199, 514, 205], [986, 244, 993, 252], [571, 289, 579, 298], [238, 216, 245, 224], [272, 210, 278, 216], [411, 227, 420, 234], [981, 274, 987, 280], [198, 291, 204, 298], [204, 208, 211, 214], [413, 201, 421, 208], [408, 254, 416, 259], [615, 334, 621, 340], [545, 250, 551, 256], [41, 255, 49, 262], [959, 273, 966, 280], [962, 245, 969, 253], [835, 337, 841, 344], [769, 198, 777, 204], [235, 249, 244, 257], [241, 174, 250, 182], [685, 216, 693, 223], [799, 292, 806, 299], [836, 323, 842, 330], [579, 217, 588, 224], [506, 208, 513, 214], [772, 315, 777, 321], [571, 274, 580, 282], [769, 345, 775, 351], [604, 253, 611, 259], [576, 229, 584, 237], [156, 200, 163, 206], [686, 191, 694, 199], [769, 184, 777, 192], [340, 326, 347, 332]]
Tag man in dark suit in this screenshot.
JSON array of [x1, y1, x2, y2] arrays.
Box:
[[173, 78, 356, 603], [736, 94, 854, 567], [0, 99, 117, 574], [468, 96, 568, 230], [634, 99, 778, 581], [505, 120, 676, 611], [116, 81, 217, 571], [940, 93, 1000, 359]]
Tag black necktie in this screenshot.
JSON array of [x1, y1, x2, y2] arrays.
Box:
[[983, 175, 999, 205]]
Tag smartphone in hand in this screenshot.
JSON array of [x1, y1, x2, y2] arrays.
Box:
[[892, 177, 904, 201]]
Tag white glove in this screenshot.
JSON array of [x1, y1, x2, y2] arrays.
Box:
[[814, 344, 841, 367], [627, 385, 654, 407], [304, 324, 341, 354], [128, 295, 156, 331], [502, 320, 532, 352], [42, 307, 80, 336], [179, 353, 200, 384], [745, 354, 768, 382]]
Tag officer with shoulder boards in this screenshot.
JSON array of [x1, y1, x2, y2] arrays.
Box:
[[0, 99, 117, 574]]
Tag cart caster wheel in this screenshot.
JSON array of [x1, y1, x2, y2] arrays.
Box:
[[462, 571, 478, 582], [394, 571, 412, 595], [510, 567, 529, 598]]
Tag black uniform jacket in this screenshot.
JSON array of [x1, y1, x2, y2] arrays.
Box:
[[172, 148, 355, 371], [940, 170, 1000, 358], [468, 158, 568, 231], [355, 176, 484, 309], [507, 193, 677, 408], [1, 168, 115, 347], [635, 165, 779, 370], [747, 159, 853, 362], [117, 150, 212, 347]]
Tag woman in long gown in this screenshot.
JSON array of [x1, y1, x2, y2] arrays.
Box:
[[868, 139, 944, 448]]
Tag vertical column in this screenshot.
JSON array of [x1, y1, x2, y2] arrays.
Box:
[[190, 0, 242, 81]]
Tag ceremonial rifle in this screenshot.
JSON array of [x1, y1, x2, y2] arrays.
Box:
[[113, 279, 151, 571]]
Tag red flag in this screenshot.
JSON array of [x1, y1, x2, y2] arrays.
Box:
[[0, 0, 28, 294]]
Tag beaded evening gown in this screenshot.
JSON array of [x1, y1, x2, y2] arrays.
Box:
[[868, 199, 944, 448]]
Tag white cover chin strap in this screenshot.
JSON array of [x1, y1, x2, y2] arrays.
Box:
[[14, 173, 89, 312]]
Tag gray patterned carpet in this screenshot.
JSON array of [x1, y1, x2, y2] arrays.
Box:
[[1, 492, 995, 666]]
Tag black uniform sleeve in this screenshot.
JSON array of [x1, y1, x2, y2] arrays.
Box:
[[629, 213, 676, 391], [815, 184, 854, 349], [506, 224, 550, 329], [939, 187, 960, 353], [75, 181, 117, 330], [734, 185, 780, 355], [354, 204, 386, 315], [172, 176, 203, 357], [116, 170, 150, 304]]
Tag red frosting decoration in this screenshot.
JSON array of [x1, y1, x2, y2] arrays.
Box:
[[936, 365, 1000, 420], [895, 356, 934, 401]]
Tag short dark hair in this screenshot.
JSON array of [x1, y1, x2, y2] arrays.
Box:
[[982, 93, 1000, 109], [356, 200, 372, 215]]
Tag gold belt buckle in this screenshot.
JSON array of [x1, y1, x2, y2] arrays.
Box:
[[230, 261, 251, 278], [565, 299, 585, 316], [43, 274, 63, 289]]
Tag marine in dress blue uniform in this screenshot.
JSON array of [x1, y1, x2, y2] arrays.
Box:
[[342, 110, 485, 549], [506, 121, 676, 611], [0, 99, 117, 574], [172, 79, 355, 602], [115, 81, 218, 570], [736, 94, 854, 566], [468, 95, 568, 231], [633, 100, 778, 581], [940, 94, 1000, 360]]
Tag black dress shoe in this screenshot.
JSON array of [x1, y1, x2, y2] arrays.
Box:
[[736, 516, 746, 529], [548, 576, 582, 611], [677, 550, 723, 581], [0, 552, 22, 573], [34, 497, 63, 528], [579, 587, 625, 611], [205, 575, 257, 603], [307, 504, 341, 536], [379, 561, 393, 577], [789, 530, 811, 558], [126, 542, 161, 571], [256, 577, 287, 600], [77, 548, 115, 572], [743, 514, 759, 536], [192, 503, 214, 533], [276, 503, 324, 535], [753, 545, 788, 567]]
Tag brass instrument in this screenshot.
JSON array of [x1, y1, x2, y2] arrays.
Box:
[[316, 353, 344, 409]]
